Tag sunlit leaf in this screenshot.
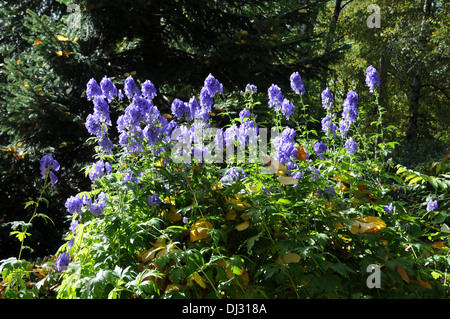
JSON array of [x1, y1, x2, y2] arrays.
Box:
[[225, 194, 248, 209], [165, 284, 182, 294], [190, 218, 213, 242], [440, 224, 450, 233], [191, 272, 206, 289], [235, 221, 250, 231], [56, 34, 69, 41], [269, 160, 287, 176], [350, 216, 386, 234], [278, 176, 298, 185]]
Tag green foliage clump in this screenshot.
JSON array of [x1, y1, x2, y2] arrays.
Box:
[[3, 69, 448, 299]]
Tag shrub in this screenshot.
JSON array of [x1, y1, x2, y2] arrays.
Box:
[[2, 69, 449, 299]]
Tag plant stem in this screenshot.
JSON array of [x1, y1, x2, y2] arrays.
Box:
[[18, 174, 50, 260]]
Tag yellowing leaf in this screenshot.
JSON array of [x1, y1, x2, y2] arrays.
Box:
[[276, 252, 301, 265], [411, 280, 432, 290], [57, 34, 69, 41], [155, 245, 179, 259], [431, 241, 447, 250], [165, 284, 182, 294], [190, 218, 213, 242], [225, 209, 237, 220], [124, 71, 137, 77], [350, 219, 373, 234], [191, 272, 206, 289], [225, 194, 248, 209], [138, 247, 157, 264], [278, 176, 299, 185], [396, 265, 410, 284], [55, 50, 63, 56], [270, 161, 287, 176], [168, 206, 182, 222], [363, 216, 386, 233], [235, 221, 250, 231], [350, 216, 386, 234], [408, 176, 423, 185]]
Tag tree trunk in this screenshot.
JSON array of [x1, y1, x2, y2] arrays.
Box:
[[405, 0, 432, 146], [406, 71, 421, 144], [321, 0, 343, 91]]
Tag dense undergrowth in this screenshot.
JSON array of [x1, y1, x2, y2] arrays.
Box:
[[1, 68, 449, 299]]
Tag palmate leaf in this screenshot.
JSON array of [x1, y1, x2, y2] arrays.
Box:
[[35, 213, 55, 225], [6, 220, 32, 231], [10, 230, 31, 242], [328, 262, 355, 278]]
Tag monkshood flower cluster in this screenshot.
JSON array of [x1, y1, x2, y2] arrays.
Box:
[[40, 154, 60, 186], [365, 65, 381, 94], [313, 66, 382, 160], [65, 192, 109, 217]]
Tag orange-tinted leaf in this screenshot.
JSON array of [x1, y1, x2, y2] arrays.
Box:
[[350, 216, 386, 234], [363, 216, 386, 233], [396, 265, 410, 283], [411, 280, 432, 290], [431, 241, 447, 250], [357, 185, 368, 191], [33, 40, 42, 46], [296, 146, 308, 161]]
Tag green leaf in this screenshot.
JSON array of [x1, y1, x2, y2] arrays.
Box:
[[36, 213, 55, 225], [329, 263, 355, 277], [10, 230, 31, 242], [246, 235, 260, 253], [24, 200, 36, 209]]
